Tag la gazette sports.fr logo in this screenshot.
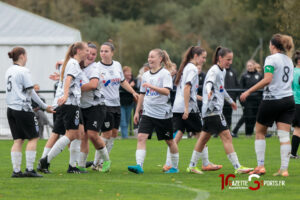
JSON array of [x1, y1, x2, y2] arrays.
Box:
[[219, 174, 286, 191]]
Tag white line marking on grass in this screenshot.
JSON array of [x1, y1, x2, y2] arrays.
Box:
[[106, 179, 210, 200]]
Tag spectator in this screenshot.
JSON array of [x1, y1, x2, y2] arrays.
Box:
[[232, 60, 262, 137], [255, 62, 263, 74], [120, 66, 138, 138]]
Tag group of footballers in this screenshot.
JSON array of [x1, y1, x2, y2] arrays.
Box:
[[5, 33, 299, 178]]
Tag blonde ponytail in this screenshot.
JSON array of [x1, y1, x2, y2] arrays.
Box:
[[60, 42, 86, 81], [281, 35, 294, 58], [161, 50, 173, 71]]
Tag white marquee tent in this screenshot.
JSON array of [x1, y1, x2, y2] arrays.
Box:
[[0, 1, 82, 136], [0, 1, 82, 90]]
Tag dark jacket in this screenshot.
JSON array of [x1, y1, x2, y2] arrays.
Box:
[[224, 67, 239, 101], [120, 78, 138, 106], [240, 70, 263, 100], [197, 72, 206, 110]]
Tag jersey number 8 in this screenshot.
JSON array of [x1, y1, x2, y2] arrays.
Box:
[[282, 66, 289, 83]]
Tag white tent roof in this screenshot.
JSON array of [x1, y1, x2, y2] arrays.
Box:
[[0, 1, 81, 45]]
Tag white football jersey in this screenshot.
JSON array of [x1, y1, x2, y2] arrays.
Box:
[[263, 53, 294, 100], [172, 63, 199, 113], [98, 60, 125, 106], [202, 65, 233, 117], [141, 67, 173, 119], [59, 58, 84, 106], [81, 62, 105, 108], [52, 81, 63, 109], [5, 65, 34, 111]]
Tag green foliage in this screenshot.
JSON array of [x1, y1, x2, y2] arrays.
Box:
[[78, 16, 120, 46], [114, 20, 161, 74], [2, 0, 300, 75]]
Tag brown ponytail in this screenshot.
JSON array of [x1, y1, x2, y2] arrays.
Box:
[[175, 46, 206, 85], [271, 34, 294, 58], [212, 46, 232, 64], [60, 42, 86, 81], [8, 47, 26, 62]]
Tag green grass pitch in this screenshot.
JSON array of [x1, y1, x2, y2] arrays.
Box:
[[0, 136, 299, 200]]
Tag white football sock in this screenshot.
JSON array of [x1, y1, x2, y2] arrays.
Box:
[[11, 151, 22, 172], [280, 144, 291, 170], [202, 146, 210, 166], [165, 147, 172, 166], [227, 152, 241, 169], [98, 147, 110, 162], [255, 139, 266, 166], [170, 153, 179, 169], [26, 151, 36, 171], [189, 150, 201, 167], [136, 149, 146, 167], [41, 147, 51, 159], [69, 139, 81, 167], [47, 136, 70, 163], [95, 137, 108, 165], [93, 150, 100, 166], [78, 152, 88, 168]]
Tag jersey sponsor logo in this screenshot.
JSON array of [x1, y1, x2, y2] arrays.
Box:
[[103, 79, 111, 86], [103, 78, 121, 87], [146, 88, 159, 96], [219, 85, 224, 93]]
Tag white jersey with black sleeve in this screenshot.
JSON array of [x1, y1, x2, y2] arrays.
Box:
[[172, 63, 199, 113], [5, 65, 46, 112], [263, 53, 294, 100], [98, 60, 125, 107], [59, 58, 84, 106], [140, 67, 173, 119], [202, 64, 233, 118], [81, 62, 105, 108]]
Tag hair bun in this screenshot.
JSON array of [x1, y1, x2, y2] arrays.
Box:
[[8, 52, 13, 58], [108, 39, 113, 43]]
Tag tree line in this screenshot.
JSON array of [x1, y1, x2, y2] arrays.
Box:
[[3, 0, 300, 75]]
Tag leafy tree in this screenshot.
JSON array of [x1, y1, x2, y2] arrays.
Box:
[[114, 20, 161, 74]]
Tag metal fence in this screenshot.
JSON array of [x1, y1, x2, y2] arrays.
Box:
[[0, 89, 277, 139]]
